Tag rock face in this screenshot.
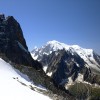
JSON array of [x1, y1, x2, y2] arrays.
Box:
[[0, 14, 75, 100], [0, 14, 42, 69], [31, 40, 100, 88]]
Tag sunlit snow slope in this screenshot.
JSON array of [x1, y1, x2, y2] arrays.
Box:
[[0, 58, 51, 100]]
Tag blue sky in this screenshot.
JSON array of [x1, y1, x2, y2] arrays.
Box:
[[0, 0, 100, 54]]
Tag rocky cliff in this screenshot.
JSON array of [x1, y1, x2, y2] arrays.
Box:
[[0, 14, 42, 69]]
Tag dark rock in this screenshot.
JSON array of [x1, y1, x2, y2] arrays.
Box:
[[0, 14, 5, 22], [0, 14, 42, 70], [38, 49, 85, 87]]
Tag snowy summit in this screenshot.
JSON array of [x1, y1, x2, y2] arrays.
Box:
[[31, 40, 100, 72]]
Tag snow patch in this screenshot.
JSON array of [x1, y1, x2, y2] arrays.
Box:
[[31, 53, 38, 60], [75, 73, 83, 82], [43, 52, 49, 55], [50, 51, 52, 54], [65, 77, 73, 89], [43, 66, 48, 72], [47, 72, 52, 77]]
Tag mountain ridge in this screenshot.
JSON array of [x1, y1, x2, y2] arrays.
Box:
[[31, 40, 100, 72], [31, 40, 100, 90]]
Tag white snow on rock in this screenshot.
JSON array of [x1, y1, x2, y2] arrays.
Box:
[[31, 40, 100, 72], [75, 73, 83, 82], [65, 77, 73, 89], [43, 66, 48, 72], [47, 72, 53, 77], [47, 40, 70, 51], [0, 58, 51, 100], [43, 66, 52, 76], [31, 53, 38, 60]]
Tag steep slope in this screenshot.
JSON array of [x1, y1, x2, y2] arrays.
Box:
[[0, 14, 75, 100], [0, 58, 51, 100], [31, 40, 100, 88], [0, 14, 42, 70]]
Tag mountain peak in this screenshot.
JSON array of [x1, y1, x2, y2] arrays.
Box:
[[46, 40, 93, 54], [47, 40, 69, 46], [47, 40, 66, 46], [31, 40, 100, 72], [50, 40, 93, 51], [32, 40, 94, 56], [47, 40, 59, 44], [46, 40, 70, 51]]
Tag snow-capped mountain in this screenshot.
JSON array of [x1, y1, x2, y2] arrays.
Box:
[[31, 40, 100, 72], [31, 40, 100, 88]]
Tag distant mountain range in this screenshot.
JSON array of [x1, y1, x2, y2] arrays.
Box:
[[31, 40, 100, 89]]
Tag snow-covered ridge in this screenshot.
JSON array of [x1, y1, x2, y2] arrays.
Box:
[[31, 40, 100, 72], [0, 58, 51, 100], [47, 40, 70, 51], [32, 40, 93, 60], [47, 40, 93, 53]]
